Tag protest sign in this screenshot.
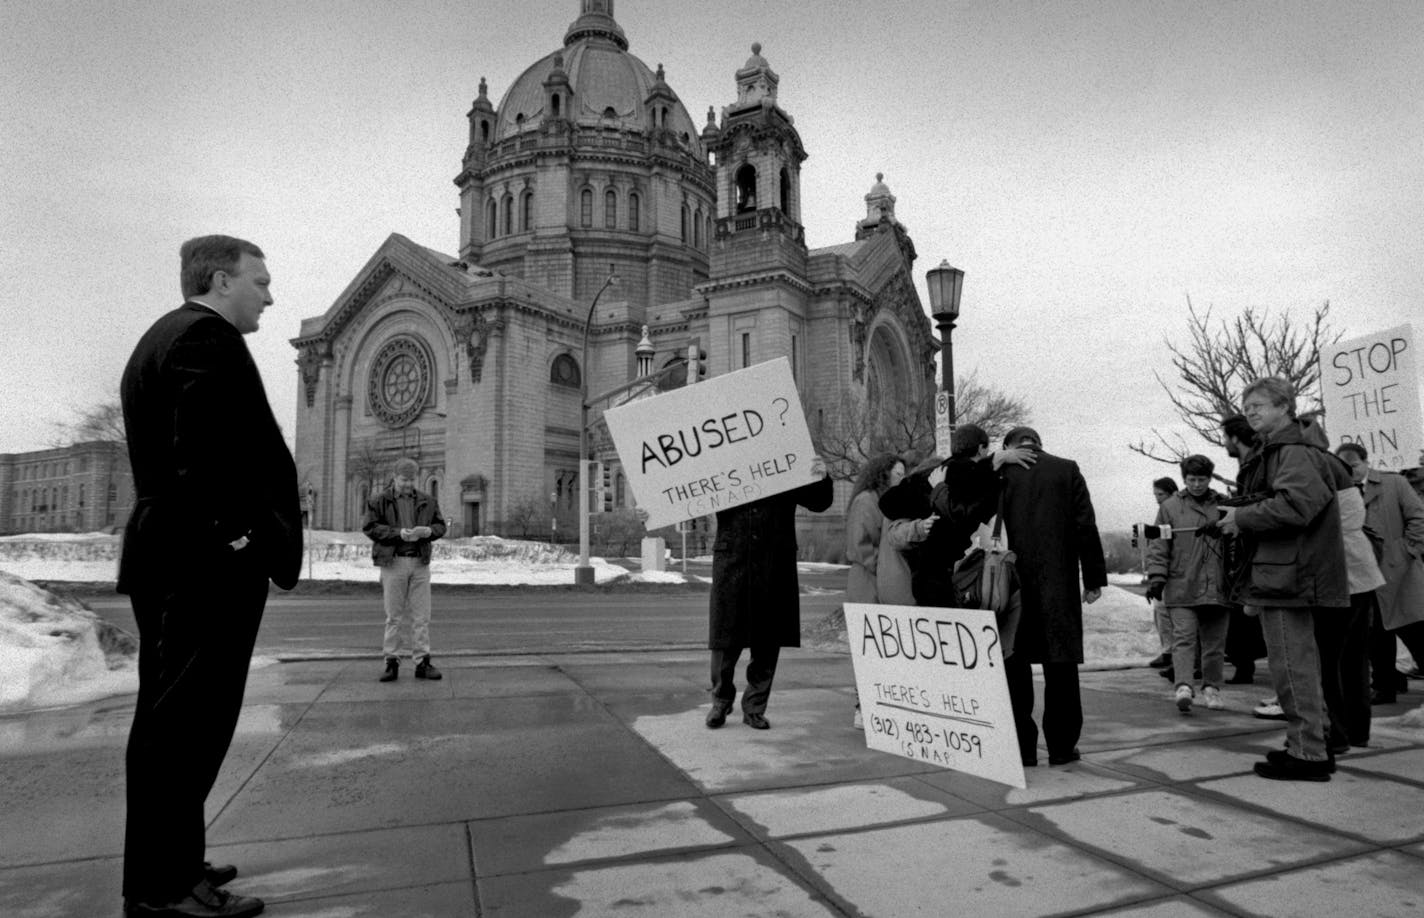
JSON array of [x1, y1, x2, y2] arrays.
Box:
[[601, 357, 817, 529], [1320, 324, 1422, 470], [844, 602, 1025, 789]]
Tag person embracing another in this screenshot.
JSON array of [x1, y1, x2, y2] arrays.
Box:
[[366, 457, 447, 682], [998, 426, 1107, 768], [1220, 377, 1350, 781], [119, 235, 303, 918]]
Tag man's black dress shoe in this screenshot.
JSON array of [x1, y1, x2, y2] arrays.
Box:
[[742, 712, 770, 730], [204, 862, 237, 887], [1256, 750, 1332, 781], [706, 704, 730, 728], [1047, 749, 1081, 766], [379, 659, 398, 682]]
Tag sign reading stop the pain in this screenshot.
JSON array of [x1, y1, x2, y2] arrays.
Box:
[[844, 603, 1025, 789], [602, 357, 817, 530], [1321, 324, 1422, 470]]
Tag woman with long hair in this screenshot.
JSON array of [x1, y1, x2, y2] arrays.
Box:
[[845, 453, 906, 603]]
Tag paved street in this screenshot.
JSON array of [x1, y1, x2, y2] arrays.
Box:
[[81, 585, 846, 657]]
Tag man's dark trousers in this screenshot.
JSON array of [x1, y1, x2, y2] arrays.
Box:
[[1004, 656, 1082, 762], [122, 551, 269, 904], [710, 644, 780, 714]]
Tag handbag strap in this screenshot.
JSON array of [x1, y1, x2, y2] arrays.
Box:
[[989, 489, 1006, 550]]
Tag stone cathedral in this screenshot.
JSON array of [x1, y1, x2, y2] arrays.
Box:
[[291, 0, 936, 546]]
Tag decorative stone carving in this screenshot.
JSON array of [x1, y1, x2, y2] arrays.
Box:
[[454, 312, 491, 383], [367, 336, 432, 428], [296, 342, 328, 407]]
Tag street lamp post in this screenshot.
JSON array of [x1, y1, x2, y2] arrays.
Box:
[[926, 259, 964, 452], [576, 266, 620, 585]]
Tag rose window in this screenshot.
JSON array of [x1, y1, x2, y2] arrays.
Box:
[[368, 336, 431, 428]]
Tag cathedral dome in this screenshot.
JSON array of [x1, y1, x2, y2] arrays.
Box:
[[491, 9, 703, 157]]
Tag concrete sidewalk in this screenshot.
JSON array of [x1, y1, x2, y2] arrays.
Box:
[[3, 651, 1423, 917]]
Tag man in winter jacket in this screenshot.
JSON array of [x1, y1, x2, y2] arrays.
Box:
[[1221, 378, 1350, 781], [1147, 455, 1231, 713], [365, 457, 447, 682], [1336, 443, 1424, 702]]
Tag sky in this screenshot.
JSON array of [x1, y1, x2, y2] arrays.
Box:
[[3, 0, 1421, 531]]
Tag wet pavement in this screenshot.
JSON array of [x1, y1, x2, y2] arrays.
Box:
[[2, 653, 1423, 917]]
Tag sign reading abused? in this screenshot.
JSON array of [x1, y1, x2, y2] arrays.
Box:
[[1320, 324, 1422, 470], [845, 603, 1026, 789], [602, 357, 817, 529]]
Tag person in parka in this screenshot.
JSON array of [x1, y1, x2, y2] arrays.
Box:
[[1221, 378, 1349, 782], [1147, 455, 1231, 713], [706, 457, 832, 730]]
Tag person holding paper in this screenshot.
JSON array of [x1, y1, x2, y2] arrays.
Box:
[[706, 457, 833, 730], [365, 457, 448, 683]]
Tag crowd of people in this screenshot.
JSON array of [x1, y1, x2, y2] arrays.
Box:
[[1145, 381, 1424, 781], [111, 233, 1422, 915]]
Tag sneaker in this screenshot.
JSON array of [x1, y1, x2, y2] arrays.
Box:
[[1175, 684, 1194, 712], [414, 656, 442, 680], [852, 705, 863, 729], [126, 879, 264, 917], [1253, 698, 1287, 720], [1202, 686, 1224, 710], [378, 658, 398, 682]]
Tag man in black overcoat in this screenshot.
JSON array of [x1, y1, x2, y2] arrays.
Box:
[[998, 427, 1107, 767], [118, 235, 302, 917], [706, 457, 832, 730]]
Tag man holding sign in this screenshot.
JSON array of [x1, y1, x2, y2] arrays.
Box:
[[706, 457, 833, 729]]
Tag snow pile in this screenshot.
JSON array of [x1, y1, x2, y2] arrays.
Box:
[[0, 570, 137, 712], [0, 530, 678, 586]]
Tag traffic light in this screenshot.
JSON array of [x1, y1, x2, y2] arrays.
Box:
[[589, 460, 605, 515], [687, 338, 708, 383]]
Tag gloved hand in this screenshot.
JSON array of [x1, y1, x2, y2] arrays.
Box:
[[1145, 580, 1165, 603]]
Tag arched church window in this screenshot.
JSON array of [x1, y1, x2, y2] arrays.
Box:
[[705, 214, 712, 246], [780, 167, 790, 214], [580, 189, 593, 227], [486, 199, 497, 238], [603, 106, 617, 119], [660, 106, 668, 127], [680, 204, 689, 243], [550, 353, 580, 388], [552, 94, 561, 117], [480, 121, 490, 142], [368, 336, 434, 429], [628, 192, 640, 231], [735, 164, 757, 212], [660, 355, 687, 390], [502, 193, 513, 235], [604, 189, 617, 229], [693, 207, 702, 247], [515, 112, 525, 129], [521, 191, 533, 233]]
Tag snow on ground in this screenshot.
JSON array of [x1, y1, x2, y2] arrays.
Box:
[[0, 571, 138, 713], [0, 530, 682, 586]]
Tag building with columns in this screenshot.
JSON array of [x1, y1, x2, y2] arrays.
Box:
[[291, 0, 936, 548]]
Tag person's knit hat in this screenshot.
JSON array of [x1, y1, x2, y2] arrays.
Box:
[[1002, 426, 1042, 448], [394, 457, 419, 478]]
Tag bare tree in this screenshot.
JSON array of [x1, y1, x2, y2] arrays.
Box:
[[1130, 298, 1340, 465], [810, 372, 1032, 481], [504, 494, 546, 539], [51, 396, 126, 446], [347, 442, 386, 496]]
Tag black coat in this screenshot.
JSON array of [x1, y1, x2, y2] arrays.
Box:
[[879, 457, 1000, 607], [708, 476, 833, 649], [1000, 451, 1106, 663], [117, 302, 303, 593], [364, 487, 447, 565]]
